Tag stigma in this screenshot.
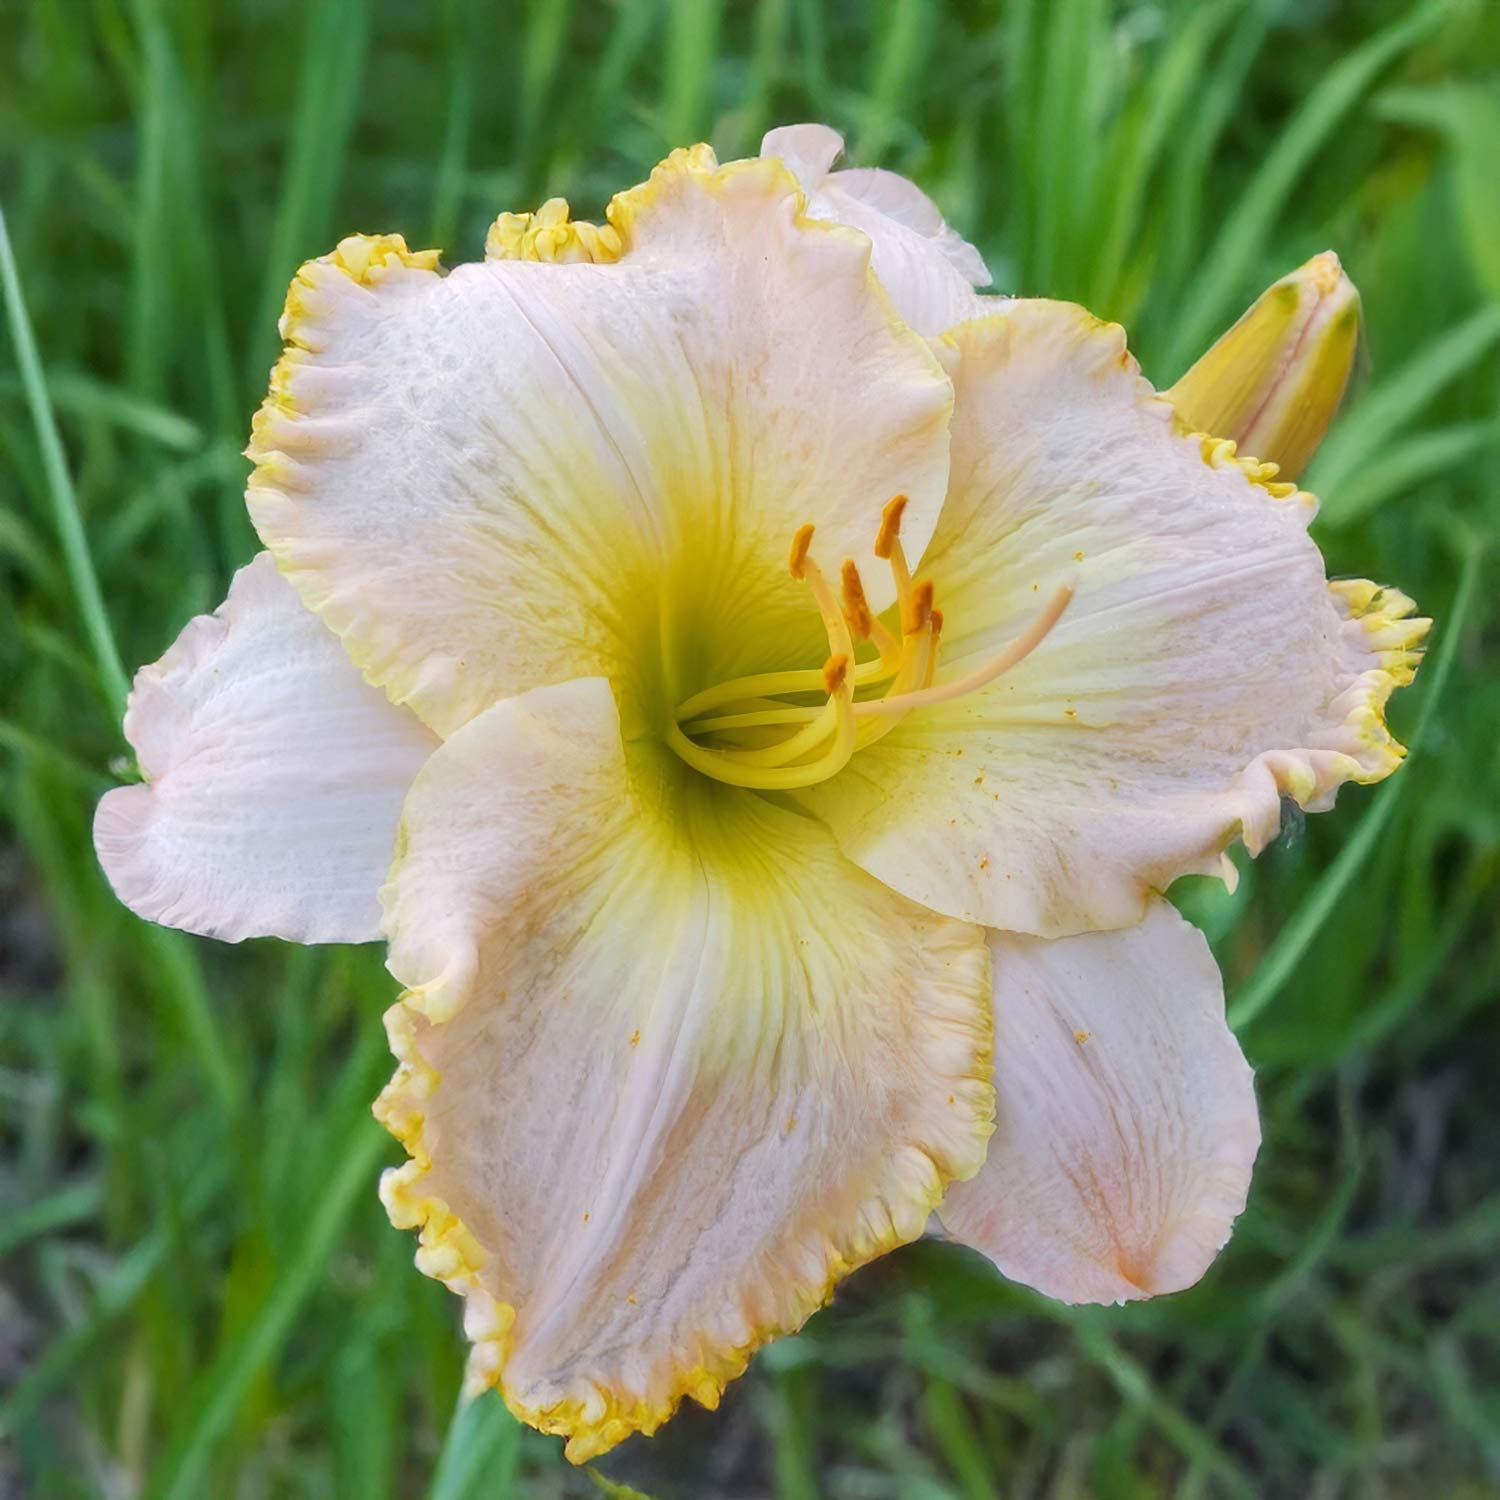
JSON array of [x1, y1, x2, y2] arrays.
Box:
[[665, 497, 1073, 791]]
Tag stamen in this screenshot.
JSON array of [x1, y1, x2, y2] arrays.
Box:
[[854, 583, 1073, 718], [839, 559, 874, 637], [723, 700, 839, 767], [871, 493, 916, 621], [682, 705, 822, 735], [675, 658, 890, 722], [665, 714, 855, 790], [675, 525, 889, 723], [715, 553, 855, 769], [666, 509, 1076, 793], [852, 616, 936, 752], [874, 495, 907, 560], [797, 548, 856, 666], [788, 523, 815, 579], [902, 578, 935, 637], [842, 558, 901, 670], [664, 525, 860, 788], [722, 653, 846, 769]]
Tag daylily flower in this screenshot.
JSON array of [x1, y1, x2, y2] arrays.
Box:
[[95, 130, 1428, 1463]]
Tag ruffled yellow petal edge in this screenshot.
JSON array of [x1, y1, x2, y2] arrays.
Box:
[[1200, 573, 1428, 869], [371, 947, 993, 1463], [485, 196, 623, 263], [247, 142, 888, 480], [1179, 429, 1431, 853], [1165, 355, 1431, 826], [483, 142, 946, 375], [479, 143, 721, 264], [1311, 579, 1430, 785], [1179, 439, 1430, 860], [246, 232, 444, 490]]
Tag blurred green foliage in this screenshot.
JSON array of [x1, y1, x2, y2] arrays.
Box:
[[2, 0, 1497, 1496]]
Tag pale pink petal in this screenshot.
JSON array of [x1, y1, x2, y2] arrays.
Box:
[[762, 123, 993, 335], [376, 677, 993, 1462], [94, 553, 437, 943], [940, 899, 1259, 1303]]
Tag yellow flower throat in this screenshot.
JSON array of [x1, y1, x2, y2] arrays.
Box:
[[666, 496, 1073, 791]]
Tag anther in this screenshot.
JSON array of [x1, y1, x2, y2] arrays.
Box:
[[788, 523, 815, 579], [874, 495, 907, 560], [840, 559, 874, 638], [902, 578, 935, 637], [822, 654, 850, 695], [841, 557, 902, 668]]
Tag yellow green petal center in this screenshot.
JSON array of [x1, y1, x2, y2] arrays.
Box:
[[664, 496, 1073, 790]]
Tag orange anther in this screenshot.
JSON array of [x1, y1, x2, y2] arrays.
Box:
[[902, 577, 935, 636], [840, 558, 874, 637], [788, 523, 815, 579], [874, 495, 907, 560], [822, 653, 850, 695]]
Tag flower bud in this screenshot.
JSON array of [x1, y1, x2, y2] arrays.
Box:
[[1167, 251, 1360, 482]]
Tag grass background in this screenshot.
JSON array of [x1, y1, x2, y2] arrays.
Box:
[[2, 0, 1498, 1495]]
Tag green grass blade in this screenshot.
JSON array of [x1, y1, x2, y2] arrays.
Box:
[[516, 0, 576, 193], [586, 1468, 657, 1500], [1376, 80, 1500, 297], [0, 1177, 101, 1257], [0, 720, 107, 788], [1028, 0, 1105, 294], [0, 203, 131, 713], [123, 0, 175, 403], [429, 0, 480, 251], [0, 1163, 224, 1437], [1067, 1320, 1258, 1500], [738, 0, 792, 152], [661, 0, 722, 148], [1163, 0, 1447, 373], [143, 924, 241, 1113], [759, 1363, 821, 1500], [1087, 0, 1239, 313], [0, 369, 203, 451], [247, 0, 372, 388], [855, 0, 932, 163], [147, 1118, 389, 1500], [918, 1374, 999, 1500], [1316, 420, 1500, 528], [1309, 301, 1500, 507], [1149, 0, 1279, 329], [426, 1389, 523, 1500]]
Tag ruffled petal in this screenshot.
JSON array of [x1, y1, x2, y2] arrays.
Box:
[[247, 150, 953, 740], [94, 553, 437, 944], [375, 678, 993, 1461], [940, 899, 1259, 1303], [761, 124, 993, 336], [800, 302, 1428, 937]]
